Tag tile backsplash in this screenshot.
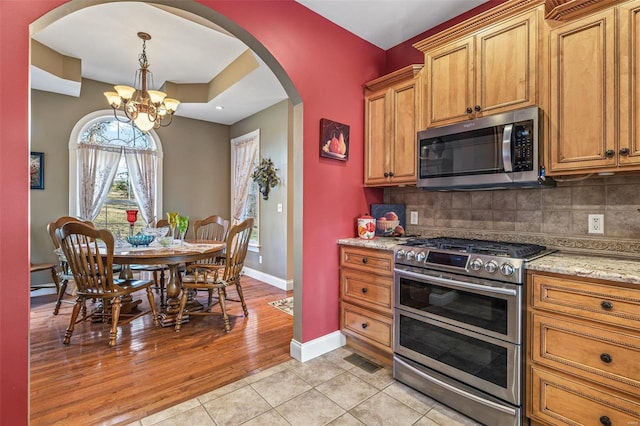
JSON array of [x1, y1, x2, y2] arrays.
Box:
[[386, 174, 640, 257]]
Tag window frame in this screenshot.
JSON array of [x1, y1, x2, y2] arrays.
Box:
[[68, 110, 164, 224]]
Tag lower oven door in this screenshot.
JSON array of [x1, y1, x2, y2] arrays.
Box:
[[394, 267, 522, 344], [394, 307, 521, 405]]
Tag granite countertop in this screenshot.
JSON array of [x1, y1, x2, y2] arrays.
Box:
[[338, 237, 640, 285], [337, 237, 400, 251], [527, 251, 640, 285]]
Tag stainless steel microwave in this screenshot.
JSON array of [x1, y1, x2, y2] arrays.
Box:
[[417, 106, 551, 190]]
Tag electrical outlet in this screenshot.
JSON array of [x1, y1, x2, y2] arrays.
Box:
[[277, 203, 283, 213], [588, 214, 604, 234], [259, 255, 263, 264], [410, 211, 419, 225]]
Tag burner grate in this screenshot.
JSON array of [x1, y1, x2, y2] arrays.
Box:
[[405, 237, 546, 259]]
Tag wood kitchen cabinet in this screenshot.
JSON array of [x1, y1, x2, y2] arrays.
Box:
[[416, 5, 542, 128], [364, 65, 422, 187], [339, 245, 394, 364], [548, 0, 640, 174], [526, 271, 640, 425]]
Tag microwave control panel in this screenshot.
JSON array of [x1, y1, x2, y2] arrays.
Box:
[[512, 121, 534, 172]]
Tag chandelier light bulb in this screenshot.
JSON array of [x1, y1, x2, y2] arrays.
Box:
[[105, 32, 179, 133]]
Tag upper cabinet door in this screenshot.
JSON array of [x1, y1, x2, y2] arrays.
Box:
[[364, 89, 390, 185], [476, 8, 539, 116], [424, 37, 474, 127], [389, 79, 420, 183], [618, 0, 640, 167], [548, 8, 616, 172]]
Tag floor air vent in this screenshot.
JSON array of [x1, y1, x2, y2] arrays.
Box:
[[343, 353, 382, 373]]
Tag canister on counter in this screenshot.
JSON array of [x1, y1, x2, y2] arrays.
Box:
[[357, 213, 376, 239]]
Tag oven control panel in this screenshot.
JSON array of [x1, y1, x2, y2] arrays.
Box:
[[394, 247, 525, 284]]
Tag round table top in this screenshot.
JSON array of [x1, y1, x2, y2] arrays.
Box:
[[112, 240, 225, 265]]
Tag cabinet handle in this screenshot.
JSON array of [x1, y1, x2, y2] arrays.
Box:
[[361, 323, 368, 329], [384, 172, 389, 177], [600, 353, 612, 363], [362, 288, 368, 293], [474, 105, 481, 112], [466, 107, 473, 114], [599, 415, 612, 426], [604, 149, 615, 158], [362, 258, 368, 264], [388, 171, 394, 177], [619, 147, 630, 156], [601, 300, 613, 310]]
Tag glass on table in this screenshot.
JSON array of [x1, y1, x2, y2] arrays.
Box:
[[177, 215, 189, 245], [167, 212, 179, 239]]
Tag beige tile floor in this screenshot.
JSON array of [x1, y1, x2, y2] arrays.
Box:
[[127, 346, 482, 426]]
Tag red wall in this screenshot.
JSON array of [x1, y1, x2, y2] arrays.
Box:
[[0, 0, 385, 423]]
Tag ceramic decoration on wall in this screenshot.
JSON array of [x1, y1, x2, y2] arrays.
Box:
[[319, 118, 349, 161], [30, 152, 44, 190]]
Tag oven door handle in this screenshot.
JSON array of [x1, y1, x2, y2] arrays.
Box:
[[395, 356, 518, 417], [395, 269, 518, 297]]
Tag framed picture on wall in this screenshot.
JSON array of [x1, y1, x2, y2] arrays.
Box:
[[319, 118, 349, 161], [30, 152, 44, 190]]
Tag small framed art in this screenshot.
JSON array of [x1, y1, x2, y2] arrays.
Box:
[[320, 118, 349, 161], [30, 152, 44, 190]]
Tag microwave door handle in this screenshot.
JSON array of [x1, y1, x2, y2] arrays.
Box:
[[502, 124, 513, 172]]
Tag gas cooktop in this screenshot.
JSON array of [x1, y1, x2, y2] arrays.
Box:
[[395, 237, 554, 284], [402, 237, 547, 259]]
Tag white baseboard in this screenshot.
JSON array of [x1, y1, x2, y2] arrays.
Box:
[[243, 267, 293, 290], [289, 331, 346, 362]]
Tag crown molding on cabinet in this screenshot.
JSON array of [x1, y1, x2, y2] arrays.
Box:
[[364, 64, 423, 92], [413, 0, 545, 53], [545, 0, 624, 20]]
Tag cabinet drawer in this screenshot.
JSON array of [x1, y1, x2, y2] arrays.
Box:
[[529, 365, 640, 425], [531, 274, 640, 331], [340, 246, 393, 276], [341, 302, 392, 352], [531, 312, 640, 397], [340, 268, 393, 314]]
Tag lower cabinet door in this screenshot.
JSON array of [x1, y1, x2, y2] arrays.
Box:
[[529, 366, 640, 425]]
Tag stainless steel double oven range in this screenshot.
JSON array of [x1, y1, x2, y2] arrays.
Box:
[[393, 237, 553, 426]]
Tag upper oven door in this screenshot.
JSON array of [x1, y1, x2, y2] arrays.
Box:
[[394, 267, 522, 344]]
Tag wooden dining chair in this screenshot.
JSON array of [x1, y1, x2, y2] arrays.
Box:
[[47, 216, 96, 315], [193, 215, 230, 265], [175, 218, 253, 333], [56, 221, 159, 347]]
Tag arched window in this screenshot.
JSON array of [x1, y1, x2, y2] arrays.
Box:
[[69, 111, 164, 236]]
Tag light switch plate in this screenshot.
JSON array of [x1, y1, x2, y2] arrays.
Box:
[[277, 203, 283, 213]]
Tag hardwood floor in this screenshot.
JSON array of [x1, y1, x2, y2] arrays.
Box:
[[30, 276, 293, 426]]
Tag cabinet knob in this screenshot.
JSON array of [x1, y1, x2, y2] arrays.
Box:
[[384, 172, 389, 177], [604, 149, 615, 158], [362, 287, 368, 294], [466, 107, 473, 114], [388, 171, 394, 177], [600, 300, 613, 310], [600, 353, 612, 363], [474, 105, 481, 112], [361, 323, 368, 329], [599, 416, 611, 426], [619, 147, 630, 156], [362, 258, 368, 264]]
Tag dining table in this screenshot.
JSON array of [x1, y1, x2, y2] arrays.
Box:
[[112, 240, 225, 327], [55, 240, 225, 327]]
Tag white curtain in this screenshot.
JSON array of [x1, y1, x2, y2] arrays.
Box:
[[231, 131, 259, 224], [124, 148, 157, 226], [77, 144, 121, 221]]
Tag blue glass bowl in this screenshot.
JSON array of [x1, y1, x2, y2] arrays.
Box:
[[126, 234, 154, 247]]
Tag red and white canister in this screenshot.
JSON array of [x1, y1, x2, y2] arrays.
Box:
[[357, 213, 376, 240]]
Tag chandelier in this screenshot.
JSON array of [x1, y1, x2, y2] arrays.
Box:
[[104, 32, 180, 133]]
